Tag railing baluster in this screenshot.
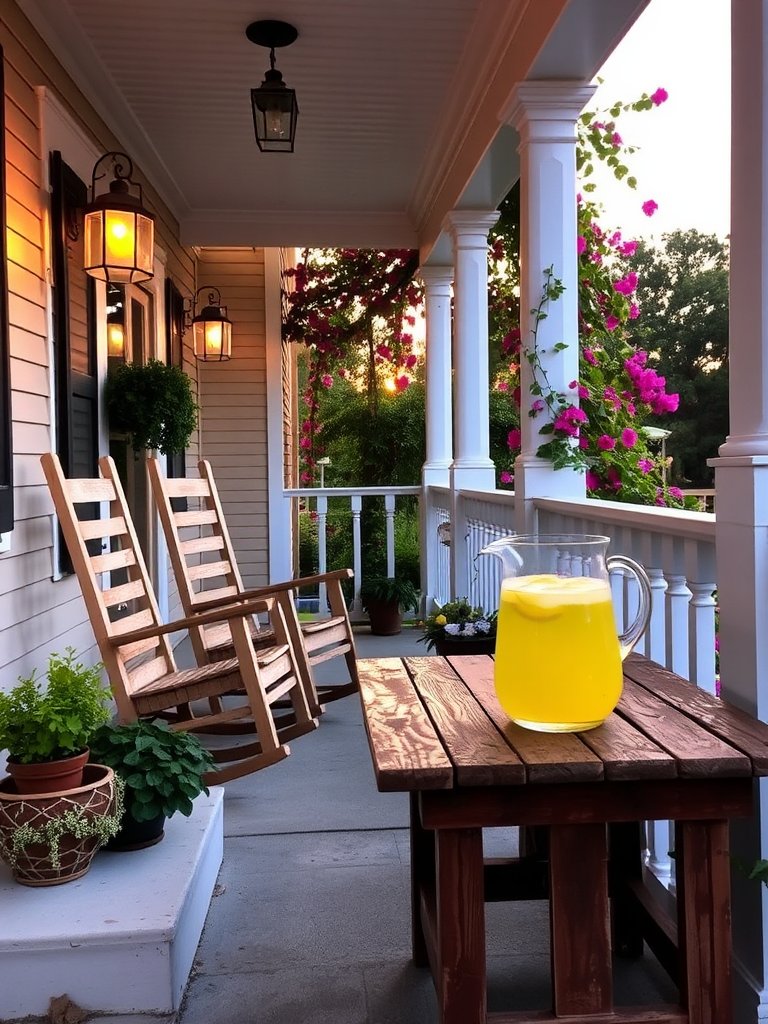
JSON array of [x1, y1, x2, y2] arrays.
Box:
[[351, 495, 363, 617], [385, 494, 396, 578], [317, 496, 328, 614], [687, 539, 718, 694]]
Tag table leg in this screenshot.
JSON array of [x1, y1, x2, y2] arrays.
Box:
[[549, 823, 613, 1016], [676, 819, 732, 1024], [435, 827, 486, 1024], [410, 792, 433, 967], [609, 820, 645, 958]]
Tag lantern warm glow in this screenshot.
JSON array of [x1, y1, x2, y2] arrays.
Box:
[[107, 323, 125, 358], [188, 287, 232, 361], [83, 152, 155, 284]]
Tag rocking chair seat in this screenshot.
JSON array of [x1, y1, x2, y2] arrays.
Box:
[[205, 619, 275, 658]]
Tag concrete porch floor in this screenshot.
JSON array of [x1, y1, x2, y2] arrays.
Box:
[[177, 626, 677, 1024]]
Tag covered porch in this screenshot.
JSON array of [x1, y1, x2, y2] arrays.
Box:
[[2, 0, 768, 1020]]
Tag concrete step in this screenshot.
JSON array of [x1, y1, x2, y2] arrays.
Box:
[[0, 787, 223, 1021]]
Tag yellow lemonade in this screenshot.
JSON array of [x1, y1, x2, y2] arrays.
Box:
[[494, 574, 623, 732]]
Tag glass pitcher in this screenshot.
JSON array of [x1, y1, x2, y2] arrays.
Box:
[[480, 534, 651, 733]]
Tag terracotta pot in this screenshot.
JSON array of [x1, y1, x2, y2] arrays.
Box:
[[0, 764, 119, 886], [7, 749, 90, 795], [365, 598, 402, 636], [434, 636, 496, 657]]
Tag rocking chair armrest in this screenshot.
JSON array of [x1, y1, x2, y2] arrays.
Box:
[[108, 597, 276, 647], [193, 568, 354, 611]]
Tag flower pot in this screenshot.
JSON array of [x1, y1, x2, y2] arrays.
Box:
[[7, 748, 90, 795], [434, 636, 496, 657], [104, 810, 165, 852], [365, 598, 402, 636], [0, 764, 121, 886]]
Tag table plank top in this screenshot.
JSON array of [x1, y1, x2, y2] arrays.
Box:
[[357, 653, 768, 792]]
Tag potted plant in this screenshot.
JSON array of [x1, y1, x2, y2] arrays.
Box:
[[419, 599, 497, 656], [89, 720, 216, 850], [105, 358, 198, 455], [0, 766, 123, 886], [0, 648, 112, 794], [360, 577, 419, 636]]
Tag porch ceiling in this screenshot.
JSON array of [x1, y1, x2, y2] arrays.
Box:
[[18, 0, 648, 253]]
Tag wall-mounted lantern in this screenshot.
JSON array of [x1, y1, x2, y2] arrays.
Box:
[[247, 20, 299, 152], [185, 287, 232, 361], [83, 152, 155, 283]]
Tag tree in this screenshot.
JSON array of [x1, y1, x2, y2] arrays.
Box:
[[627, 230, 729, 487]]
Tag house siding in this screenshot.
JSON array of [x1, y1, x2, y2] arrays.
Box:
[[0, 4, 199, 687], [198, 248, 269, 588]]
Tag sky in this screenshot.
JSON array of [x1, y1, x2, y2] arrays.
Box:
[[588, 0, 730, 242]]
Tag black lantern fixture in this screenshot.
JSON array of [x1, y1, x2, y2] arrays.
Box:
[[247, 20, 299, 153], [83, 152, 155, 283], [185, 287, 232, 361]]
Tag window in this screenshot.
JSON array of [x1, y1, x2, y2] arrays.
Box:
[[50, 151, 99, 571], [0, 47, 13, 536]]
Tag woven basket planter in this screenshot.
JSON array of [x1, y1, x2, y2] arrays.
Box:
[[0, 764, 122, 887]]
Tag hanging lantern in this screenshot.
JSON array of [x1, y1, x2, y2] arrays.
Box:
[[107, 322, 125, 359], [188, 287, 232, 361], [247, 20, 299, 153], [83, 152, 155, 283]]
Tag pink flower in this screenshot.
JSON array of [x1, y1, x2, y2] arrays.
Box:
[[507, 428, 521, 450], [606, 467, 622, 491], [531, 399, 545, 414], [578, 385, 589, 400], [568, 380, 579, 390], [376, 344, 392, 360], [614, 272, 638, 296], [405, 353, 418, 369], [668, 486, 683, 499], [586, 470, 602, 491], [395, 375, 410, 392], [578, 435, 589, 449], [605, 314, 620, 332], [321, 374, 334, 389], [577, 235, 587, 255], [629, 302, 640, 320], [642, 199, 659, 217], [502, 328, 521, 354], [583, 348, 597, 366], [598, 434, 616, 451], [611, 131, 623, 145], [300, 436, 312, 450], [338, 367, 348, 379], [496, 380, 509, 393], [500, 471, 514, 484], [553, 405, 588, 437], [651, 87, 669, 106], [299, 470, 312, 485], [637, 458, 654, 474], [620, 240, 638, 257], [621, 428, 638, 448]]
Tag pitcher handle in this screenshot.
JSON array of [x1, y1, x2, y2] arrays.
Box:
[[607, 554, 652, 659]]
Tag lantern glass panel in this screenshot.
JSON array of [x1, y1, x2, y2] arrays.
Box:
[[83, 211, 105, 281], [135, 213, 154, 280]]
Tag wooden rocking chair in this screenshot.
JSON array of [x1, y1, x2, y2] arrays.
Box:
[[41, 453, 317, 784], [147, 457, 359, 717]]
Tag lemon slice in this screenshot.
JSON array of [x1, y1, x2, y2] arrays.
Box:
[[501, 575, 609, 621]]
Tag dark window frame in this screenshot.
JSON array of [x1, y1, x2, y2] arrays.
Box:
[[0, 47, 13, 535], [165, 278, 188, 511]]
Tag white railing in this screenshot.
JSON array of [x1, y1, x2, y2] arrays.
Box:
[[423, 485, 451, 612], [285, 486, 421, 618]]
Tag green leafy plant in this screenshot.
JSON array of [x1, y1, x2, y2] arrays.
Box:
[[0, 649, 112, 763], [360, 576, 419, 613], [419, 599, 497, 652], [89, 721, 215, 821], [105, 359, 198, 454]]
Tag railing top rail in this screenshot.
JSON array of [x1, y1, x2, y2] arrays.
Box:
[[534, 496, 715, 543], [286, 486, 421, 498], [457, 488, 516, 503]]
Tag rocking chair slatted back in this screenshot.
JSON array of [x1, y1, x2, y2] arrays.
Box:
[[41, 453, 174, 721]]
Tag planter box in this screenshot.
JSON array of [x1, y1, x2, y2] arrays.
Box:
[[434, 636, 496, 657]]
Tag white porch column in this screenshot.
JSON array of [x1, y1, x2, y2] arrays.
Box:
[[505, 82, 593, 532], [420, 266, 454, 487], [711, 4, 768, 1019], [445, 211, 498, 491]]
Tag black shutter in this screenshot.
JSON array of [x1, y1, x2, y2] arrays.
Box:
[[165, 278, 188, 513], [50, 152, 99, 569], [0, 47, 13, 534]]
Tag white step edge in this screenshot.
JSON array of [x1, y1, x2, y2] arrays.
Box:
[[0, 786, 224, 1020]]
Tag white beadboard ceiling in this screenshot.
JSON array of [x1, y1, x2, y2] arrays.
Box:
[[18, 0, 649, 252]]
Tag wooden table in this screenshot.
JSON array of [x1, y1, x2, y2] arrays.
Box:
[[357, 653, 768, 1024]]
